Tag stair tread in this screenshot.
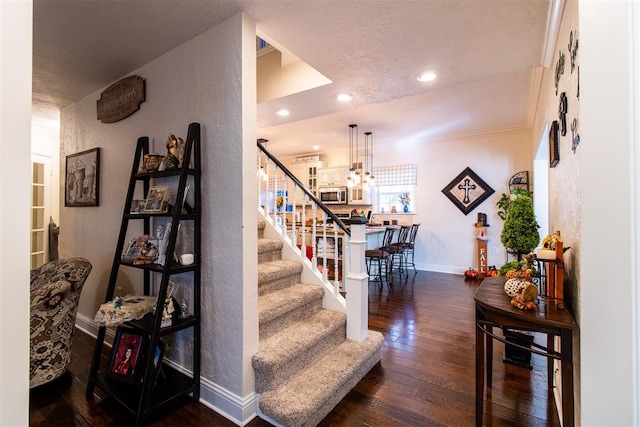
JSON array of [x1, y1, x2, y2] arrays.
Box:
[[258, 238, 283, 254], [258, 259, 303, 284], [258, 283, 324, 325], [254, 309, 346, 370], [259, 331, 384, 426]]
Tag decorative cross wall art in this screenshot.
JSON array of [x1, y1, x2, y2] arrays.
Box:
[[441, 167, 495, 215]]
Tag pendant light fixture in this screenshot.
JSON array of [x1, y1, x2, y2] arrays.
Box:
[[362, 131, 375, 188], [347, 124, 360, 188]]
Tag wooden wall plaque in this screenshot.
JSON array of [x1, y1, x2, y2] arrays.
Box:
[[97, 75, 145, 123]]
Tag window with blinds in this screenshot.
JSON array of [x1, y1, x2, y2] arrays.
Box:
[[372, 164, 418, 214]]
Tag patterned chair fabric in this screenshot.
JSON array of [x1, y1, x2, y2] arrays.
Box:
[[30, 257, 92, 388]]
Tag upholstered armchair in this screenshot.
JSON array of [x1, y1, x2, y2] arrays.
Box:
[[30, 257, 92, 388]]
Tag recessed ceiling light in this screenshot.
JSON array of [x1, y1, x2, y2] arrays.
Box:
[[336, 92, 353, 102], [312, 145, 320, 150], [275, 109, 290, 116], [417, 70, 438, 82]]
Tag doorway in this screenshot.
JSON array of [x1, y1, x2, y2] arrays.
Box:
[[31, 154, 52, 269]]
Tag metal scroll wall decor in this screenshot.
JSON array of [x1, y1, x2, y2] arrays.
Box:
[[552, 28, 580, 161]]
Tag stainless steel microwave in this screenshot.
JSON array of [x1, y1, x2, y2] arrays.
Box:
[[319, 187, 348, 205]]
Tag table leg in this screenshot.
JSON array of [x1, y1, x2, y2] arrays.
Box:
[[486, 325, 493, 388], [561, 328, 574, 426], [476, 320, 485, 427], [547, 334, 554, 389]]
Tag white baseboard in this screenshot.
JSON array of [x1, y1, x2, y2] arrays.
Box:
[[75, 313, 261, 426], [75, 312, 115, 345], [199, 377, 261, 426], [417, 263, 466, 275]]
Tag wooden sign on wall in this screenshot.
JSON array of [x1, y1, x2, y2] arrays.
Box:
[[96, 75, 145, 123]]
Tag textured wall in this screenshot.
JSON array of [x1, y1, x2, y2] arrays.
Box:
[[60, 12, 256, 400], [542, 0, 581, 321]]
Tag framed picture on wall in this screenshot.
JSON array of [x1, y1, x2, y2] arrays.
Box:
[[549, 120, 560, 168], [441, 167, 495, 216], [65, 147, 100, 207]]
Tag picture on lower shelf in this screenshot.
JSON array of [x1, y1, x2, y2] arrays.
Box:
[[106, 327, 146, 384], [151, 340, 166, 389]]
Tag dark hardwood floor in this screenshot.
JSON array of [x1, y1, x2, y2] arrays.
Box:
[[30, 271, 561, 426]]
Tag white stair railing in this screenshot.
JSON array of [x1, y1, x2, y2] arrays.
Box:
[[257, 141, 369, 342]]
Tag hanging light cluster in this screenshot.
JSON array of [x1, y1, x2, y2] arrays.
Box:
[[346, 124, 360, 188], [362, 131, 375, 188], [346, 125, 375, 189]]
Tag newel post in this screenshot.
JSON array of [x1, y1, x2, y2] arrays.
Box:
[[345, 215, 369, 342]]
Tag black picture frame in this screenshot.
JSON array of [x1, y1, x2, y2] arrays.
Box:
[[151, 340, 166, 389], [549, 120, 560, 168], [65, 147, 100, 207], [441, 167, 495, 215], [106, 327, 146, 384]]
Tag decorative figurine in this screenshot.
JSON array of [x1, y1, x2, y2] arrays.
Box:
[[164, 134, 183, 170]]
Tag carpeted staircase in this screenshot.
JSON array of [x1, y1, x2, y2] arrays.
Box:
[[254, 219, 384, 427]]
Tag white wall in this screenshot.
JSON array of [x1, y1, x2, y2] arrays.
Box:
[[0, 1, 31, 425], [61, 12, 259, 423], [580, 1, 638, 424], [283, 130, 533, 274]]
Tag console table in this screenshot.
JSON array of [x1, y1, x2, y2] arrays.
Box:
[[474, 277, 577, 426]]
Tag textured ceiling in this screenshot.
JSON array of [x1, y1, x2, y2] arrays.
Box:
[[32, 0, 558, 157]]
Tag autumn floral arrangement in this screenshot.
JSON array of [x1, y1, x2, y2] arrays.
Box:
[[500, 253, 539, 310]]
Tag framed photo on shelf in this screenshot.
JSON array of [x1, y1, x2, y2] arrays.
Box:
[[130, 199, 146, 214], [143, 185, 169, 213], [106, 327, 145, 384], [65, 147, 100, 207], [151, 340, 166, 389], [121, 235, 159, 264]]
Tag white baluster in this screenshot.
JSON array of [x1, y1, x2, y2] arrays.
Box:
[[332, 222, 340, 294], [311, 202, 318, 270]]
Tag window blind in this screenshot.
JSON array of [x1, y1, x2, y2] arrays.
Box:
[[373, 164, 417, 186]]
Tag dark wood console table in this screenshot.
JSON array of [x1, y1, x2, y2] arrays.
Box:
[[475, 277, 577, 426]]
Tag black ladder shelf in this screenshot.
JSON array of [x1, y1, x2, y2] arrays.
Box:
[[86, 122, 201, 425]]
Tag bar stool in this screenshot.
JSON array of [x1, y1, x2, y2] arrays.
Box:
[[365, 227, 394, 289], [389, 225, 410, 278], [404, 223, 420, 273]]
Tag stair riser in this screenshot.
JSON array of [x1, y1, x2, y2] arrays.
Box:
[[299, 352, 382, 427], [258, 249, 282, 264], [255, 323, 346, 393], [258, 272, 301, 296], [259, 299, 323, 340], [257, 332, 384, 427]]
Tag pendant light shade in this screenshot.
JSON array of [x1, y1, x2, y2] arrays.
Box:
[[347, 124, 358, 188], [362, 132, 375, 188]]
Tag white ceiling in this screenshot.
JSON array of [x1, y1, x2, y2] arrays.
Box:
[[33, 0, 558, 157]]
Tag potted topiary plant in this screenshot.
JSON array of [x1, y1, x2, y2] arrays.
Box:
[[499, 191, 540, 260]]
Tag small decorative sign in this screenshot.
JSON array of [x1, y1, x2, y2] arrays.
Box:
[[97, 75, 145, 123]]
